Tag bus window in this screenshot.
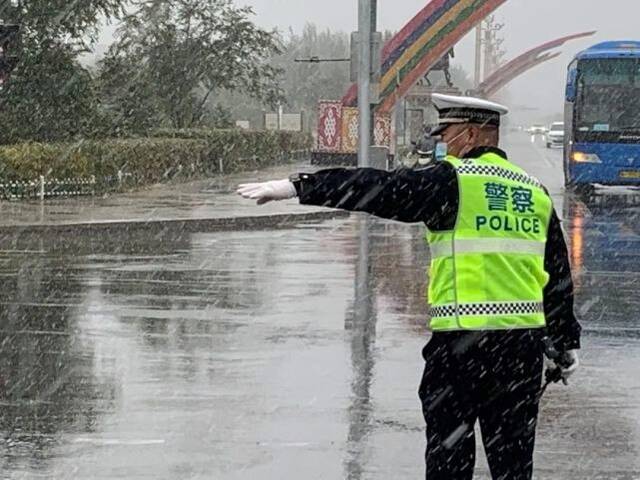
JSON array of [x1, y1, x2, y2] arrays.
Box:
[[575, 58, 640, 141]]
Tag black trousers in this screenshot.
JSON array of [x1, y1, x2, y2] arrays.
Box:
[[418, 330, 544, 480]]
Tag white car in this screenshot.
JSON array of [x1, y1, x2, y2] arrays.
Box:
[[528, 125, 547, 135], [545, 122, 565, 148]]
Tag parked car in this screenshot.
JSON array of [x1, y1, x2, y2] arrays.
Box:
[[545, 121, 565, 148], [528, 124, 547, 135]]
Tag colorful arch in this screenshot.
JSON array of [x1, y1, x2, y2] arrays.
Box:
[[342, 0, 508, 112], [477, 31, 596, 98], [480, 52, 562, 98]]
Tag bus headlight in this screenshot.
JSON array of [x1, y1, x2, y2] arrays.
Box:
[[571, 152, 602, 163]]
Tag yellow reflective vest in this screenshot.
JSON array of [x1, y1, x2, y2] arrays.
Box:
[[426, 152, 553, 331]]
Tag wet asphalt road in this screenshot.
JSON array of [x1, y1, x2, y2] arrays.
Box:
[[1, 134, 640, 479]]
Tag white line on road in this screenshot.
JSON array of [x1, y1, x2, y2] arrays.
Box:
[[73, 438, 166, 446]]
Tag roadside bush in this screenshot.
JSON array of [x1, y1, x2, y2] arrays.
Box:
[[0, 142, 92, 180], [0, 130, 312, 191], [150, 128, 311, 171], [0, 139, 207, 184]]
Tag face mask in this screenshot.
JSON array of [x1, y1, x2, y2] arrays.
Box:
[[434, 142, 448, 161]]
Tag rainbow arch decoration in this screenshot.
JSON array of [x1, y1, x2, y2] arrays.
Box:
[[342, 0, 508, 113], [477, 31, 596, 98]]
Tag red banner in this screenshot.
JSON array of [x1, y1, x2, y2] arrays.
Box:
[[374, 115, 392, 147], [317, 101, 343, 152]]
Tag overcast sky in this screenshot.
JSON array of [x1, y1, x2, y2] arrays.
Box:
[[235, 0, 639, 123]]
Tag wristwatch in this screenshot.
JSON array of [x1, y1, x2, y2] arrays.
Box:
[[289, 173, 304, 196]]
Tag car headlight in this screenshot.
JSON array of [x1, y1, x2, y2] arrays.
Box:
[[571, 152, 602, 163]]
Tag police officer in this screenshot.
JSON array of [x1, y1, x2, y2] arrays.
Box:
[[237, 94, 581, 480]]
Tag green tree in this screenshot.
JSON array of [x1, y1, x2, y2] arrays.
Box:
[[217, 23, 353, 130], [276, 24, 351, 115], [99, 0, 283, 133], [0, 0, 125, 143], [449, 64, 474, 94]]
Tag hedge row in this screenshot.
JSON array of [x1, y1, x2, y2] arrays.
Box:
[[0, 130, 312, 189]]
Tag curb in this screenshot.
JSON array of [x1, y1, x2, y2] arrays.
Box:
[[0, 210, 351, 236]]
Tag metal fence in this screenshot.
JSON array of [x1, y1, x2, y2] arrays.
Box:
[[0, 176, 96, 201]]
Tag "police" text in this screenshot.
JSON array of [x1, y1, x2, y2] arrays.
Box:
[[475, 215, 542, 234]]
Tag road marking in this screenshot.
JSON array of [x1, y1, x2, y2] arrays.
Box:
[[535, 143, 557, 169], [73, 438, 166, 446]]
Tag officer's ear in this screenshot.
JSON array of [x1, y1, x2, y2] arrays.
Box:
[[466, 125, 480, 143]]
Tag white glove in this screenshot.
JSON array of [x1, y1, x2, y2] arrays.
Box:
[[558, 350, 580, 382], [546, 349, 580, 385], [236, 179, 297, 205]]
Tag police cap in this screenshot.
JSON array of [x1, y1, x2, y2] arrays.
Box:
[[430, 94, 509, 136]]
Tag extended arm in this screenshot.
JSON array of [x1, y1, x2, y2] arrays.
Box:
[[238, 164, 458, 226], [293, 165, 458, 225]]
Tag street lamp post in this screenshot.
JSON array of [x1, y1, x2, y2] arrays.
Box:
[[357, 0, 373, 168], [357, 0, 380, 168]]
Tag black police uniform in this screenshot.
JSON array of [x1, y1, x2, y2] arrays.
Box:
[[292, 146, 582, 480]]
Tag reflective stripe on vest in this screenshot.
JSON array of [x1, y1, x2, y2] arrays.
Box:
[[456, 164, 543, 188], [430, 238, 546, 259], [430, 301, 545, 319]]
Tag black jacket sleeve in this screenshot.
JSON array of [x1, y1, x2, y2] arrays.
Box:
[[544, 209, 582, 351], [294, 164, 459, 229]]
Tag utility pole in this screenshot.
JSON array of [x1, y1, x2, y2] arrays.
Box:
[[353, 6, 377, 429], [357, 0, 373, 168], [474, 25, 483, 88], [474, 17, 505, 90], [369, 1, 378, 146], [483, 24, 493, 80], [483, 16, 505, 80]]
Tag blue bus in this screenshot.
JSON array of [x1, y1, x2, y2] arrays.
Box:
[[564, 41, 640, 188]]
